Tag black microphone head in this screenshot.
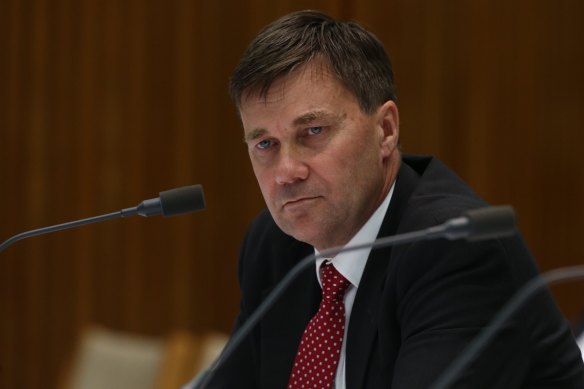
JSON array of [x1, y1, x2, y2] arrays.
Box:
[[159, 185, 206, 217], [465, 205, 517, 241]]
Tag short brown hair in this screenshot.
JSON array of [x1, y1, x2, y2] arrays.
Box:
[[229, 10, 397, 114]]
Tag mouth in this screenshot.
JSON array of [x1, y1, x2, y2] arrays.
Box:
[[282, 196, 319, 209]]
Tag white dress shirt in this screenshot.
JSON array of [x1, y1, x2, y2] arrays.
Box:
[[314, 183, 395, 389]]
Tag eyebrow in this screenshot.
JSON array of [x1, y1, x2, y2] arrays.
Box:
[[244, 128, 267, 143], [243, 110, 343, 143], [293, 110, 340, 126]]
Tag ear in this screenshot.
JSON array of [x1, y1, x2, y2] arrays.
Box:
[[377, 100, 399, 158]]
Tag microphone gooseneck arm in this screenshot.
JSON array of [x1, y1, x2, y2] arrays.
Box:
[[0, 211, 122, 253], [191, 205, 517, 389], [196, 229, 441, 388], [430, 265, 584, 389], [0, 184, 205, 253]]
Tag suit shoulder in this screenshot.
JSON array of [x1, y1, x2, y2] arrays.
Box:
[[400, 154, 489, 230], [239, 209, 312, 284], [243, 208, 293, 249]]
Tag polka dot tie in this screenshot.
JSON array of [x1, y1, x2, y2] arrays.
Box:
[[288, 262, 351, 389]]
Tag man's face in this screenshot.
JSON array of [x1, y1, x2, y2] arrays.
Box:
[[240, 61, 400, 251]]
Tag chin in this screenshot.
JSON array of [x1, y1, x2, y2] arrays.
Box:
[[281, 224, 319, 247]]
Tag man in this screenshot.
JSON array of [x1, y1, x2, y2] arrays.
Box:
[[205, 10, 584, 388]]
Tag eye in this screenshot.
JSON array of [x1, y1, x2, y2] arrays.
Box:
[[308, 127, 323, 135], [256, 139, 274, 150]]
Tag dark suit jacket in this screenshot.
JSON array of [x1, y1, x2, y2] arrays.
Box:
[[208, 155, 584, 388]]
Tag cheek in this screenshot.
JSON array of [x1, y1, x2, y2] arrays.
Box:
[[327, 138, 383, 189], [313, 155, 358, 194], [334, 135, 376, 171]]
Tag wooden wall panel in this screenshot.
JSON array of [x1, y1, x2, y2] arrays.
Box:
[[0, 1, 583, 388]]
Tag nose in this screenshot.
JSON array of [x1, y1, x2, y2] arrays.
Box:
[[274, 146, 309, 185]]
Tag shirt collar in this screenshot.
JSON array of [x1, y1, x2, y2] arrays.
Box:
[[315, 182, 395, 288]]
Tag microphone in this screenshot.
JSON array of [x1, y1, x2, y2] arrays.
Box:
[[185, 205, 517, 388], [0, 184, 205, 253]]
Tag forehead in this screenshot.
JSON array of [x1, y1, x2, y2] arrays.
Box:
[[243, 61, 341, 104], [239, 62, 358, 128]]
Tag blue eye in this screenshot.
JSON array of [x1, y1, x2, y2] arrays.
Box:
[[308, 127, 323, 135], [257, 139, 273, 150]]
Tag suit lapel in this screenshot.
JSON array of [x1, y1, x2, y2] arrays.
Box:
[[346, 160, 420, 388], [259, 241, 320, 388]]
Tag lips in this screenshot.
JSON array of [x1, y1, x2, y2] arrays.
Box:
[[282, 196, 319, 209]]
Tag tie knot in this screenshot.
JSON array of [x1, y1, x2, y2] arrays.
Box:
[[320, 263, 350, 302]]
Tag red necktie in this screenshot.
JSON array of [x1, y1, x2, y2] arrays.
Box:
[[288, 262, 351, 389]]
